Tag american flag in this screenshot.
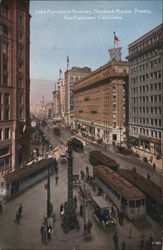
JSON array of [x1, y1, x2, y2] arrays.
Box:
[[67, 56, 69, 70], [114, 33, 120, 46]]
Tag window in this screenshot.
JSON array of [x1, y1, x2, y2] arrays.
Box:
[[5, 128, 9, 140], [0, 108, 2, 120], [18, 33, 23, 43], [18, 79, 22, 88], [18, 64, 22, 73], [3, 62, 7, 75], [4, 93, 9, 105], [136, 200, 141, 207], [1, 6, 8, 18], [18, 109, 23, 119], [3, 42, 8, 54], [0, 129, 2, 141], [113, 122, 116, 128], [3, 75, 8, 86], [0, 24, 8, 37], [113, 104, 116, 109], [4, 108, 9, 120], [0, 93, 2, 104], [129, 201, 135, 208], [18, 48, 23, 57], [18, 93, 22, 105], [19, 125, 23, 135], [18, 15, 23, 25]]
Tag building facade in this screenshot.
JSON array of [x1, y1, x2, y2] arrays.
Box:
[[57, 78, 65, 120], [64, 67, 91, 125], [52, 90, 59, 118], [0, 0, 30, 175], [74, 60, 128, 145], [127, 24, 163, 158]]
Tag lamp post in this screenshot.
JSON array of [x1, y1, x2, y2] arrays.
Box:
[[47, 166, 50, 218], [119, 127, 122, 148]]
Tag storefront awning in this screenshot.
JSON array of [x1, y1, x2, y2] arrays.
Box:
[[139, 135, 149, 141], [149, 138, 161, 145]]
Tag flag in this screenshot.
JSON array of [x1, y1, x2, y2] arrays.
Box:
[[59, 68, 62, 79], [67, 56, 69, 70], [114, 33, 120, 46]]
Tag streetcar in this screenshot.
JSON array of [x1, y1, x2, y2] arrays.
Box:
[[89, 151, 119, 171], [93, 165, 146, 220]]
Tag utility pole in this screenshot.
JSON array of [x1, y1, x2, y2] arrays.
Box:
[[47, 166, 50, 218], [62, 140, 79, 233]]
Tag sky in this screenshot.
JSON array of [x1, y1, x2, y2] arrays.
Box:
[[30, 0, 162, 82]]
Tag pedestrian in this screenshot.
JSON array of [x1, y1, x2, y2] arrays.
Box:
[[86, 166, 89, 176], [60, 203, 64, 217], [152, 163, 156, 171], [42, 224, 47, 245], [41, 223, 45, 244], [121, 242, 126, 250], [47, 225, 52, 241], [55, 175, 58, 185], [113, 232, 118, 250], [0, 201, 2, 214], [18, 204, 23, 219], [140, 239, 144, 250], [15, 211, 20, 224]]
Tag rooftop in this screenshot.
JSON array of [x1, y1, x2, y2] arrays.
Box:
[[95, 165, 145, 200]]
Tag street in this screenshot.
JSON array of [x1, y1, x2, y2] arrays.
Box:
[[0, 126, 161, 250]]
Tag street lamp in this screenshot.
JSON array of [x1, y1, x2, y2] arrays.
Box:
[[119, 127, 122, 148], [47, 166, 51, 218]]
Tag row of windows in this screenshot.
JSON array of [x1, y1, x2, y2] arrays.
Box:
[[131, 82, 161, 94], [131, 71, 161, 84], [0, 128, 10, 141], [129, 35, 159, 55], [130, 57, 161, 73], [131, 95, 161, 104], [131, 106, 161, 115], [130, 126, 161, 139], [131, 117, 161, 127], [129, 49, 160, 66], [0, 108, 23, 120]]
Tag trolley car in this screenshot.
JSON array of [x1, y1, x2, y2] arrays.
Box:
[[93, 165, 145, 220], [89, 151, 119, 171]]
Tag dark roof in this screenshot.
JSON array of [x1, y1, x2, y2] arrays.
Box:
[[95, 166, 144, 200], [118, 169, 162, 206], [4, 158, 52, 183]]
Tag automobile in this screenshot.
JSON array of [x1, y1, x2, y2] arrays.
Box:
[[73, 173, 80, 185], [79, 183, 92, 202], [60, 153, 67, 163], [91, 196, 116, 229]]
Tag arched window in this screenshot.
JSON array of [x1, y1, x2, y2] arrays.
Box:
[[0, 24, 8, 37]]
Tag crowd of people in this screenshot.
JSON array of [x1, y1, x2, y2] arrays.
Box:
[[40, 217, 53, 245]]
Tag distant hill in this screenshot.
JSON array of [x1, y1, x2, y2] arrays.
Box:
[[30, 79, 55, 105]]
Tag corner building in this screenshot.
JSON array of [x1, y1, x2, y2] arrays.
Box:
[[127, 24, 163, 158], [64, 67, 91, 125], [0, 0, 30, 174], [74, 61, 128, 145]]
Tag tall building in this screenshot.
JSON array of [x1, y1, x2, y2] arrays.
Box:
[[127, 24, 162, 158], [57, 78, 65, 120], [52, 90, 59, 117], [0, 0, 30, 175], [64, 67, 91, 125], [74, 51, 128, 145]]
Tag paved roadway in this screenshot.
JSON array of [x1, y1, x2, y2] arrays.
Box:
[[0, 126, 161, 250]]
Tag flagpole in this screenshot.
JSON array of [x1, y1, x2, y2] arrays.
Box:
[[113, 32, 115, 48]]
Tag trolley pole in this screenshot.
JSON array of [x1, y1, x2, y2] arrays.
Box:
[[47, 166, 51, 218]]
